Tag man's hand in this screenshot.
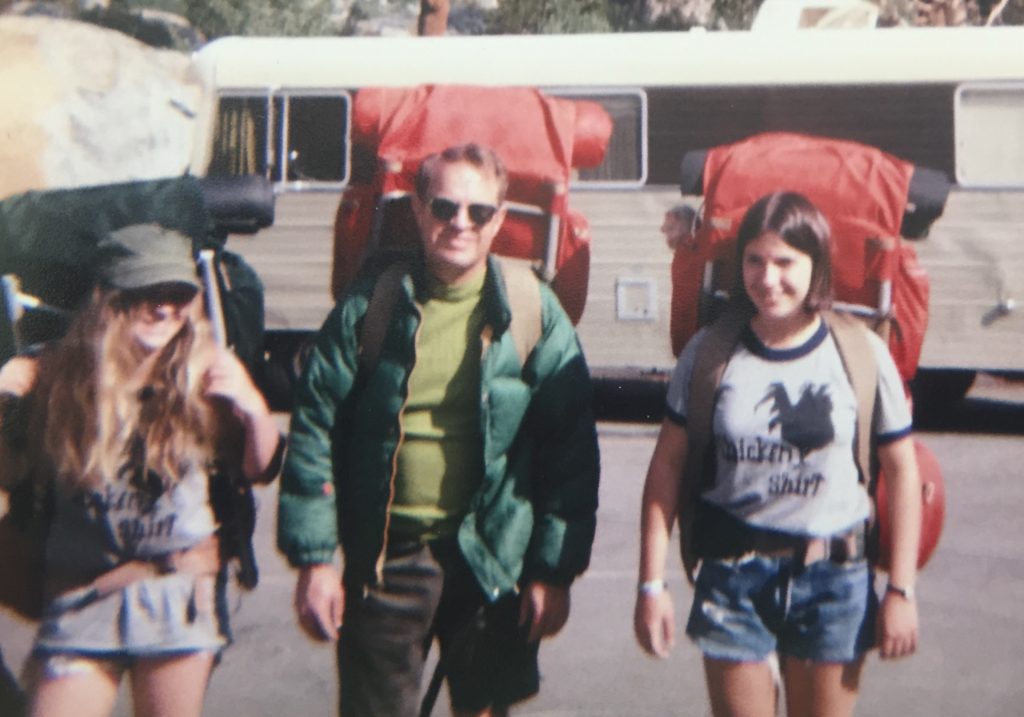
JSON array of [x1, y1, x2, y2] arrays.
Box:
[[518, 581, 570, 643], [295, 564, 344, 642], [634, 589, 676, 659]]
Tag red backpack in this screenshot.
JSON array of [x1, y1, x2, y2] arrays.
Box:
[[330, 85, 612, 325], [672, 132, 934, 384], [673, 132, 950, 573]]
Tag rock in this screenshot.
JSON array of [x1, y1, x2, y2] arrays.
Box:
[[0, 15, 208, 200]]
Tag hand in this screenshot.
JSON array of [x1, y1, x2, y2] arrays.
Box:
[[295, 564, 344, 642], [878, 592, 918, 659], [634, 589, 676, 659], [203, 350, 269, 420], [518, 581, 570, 643], [0, 356, 38, 397]]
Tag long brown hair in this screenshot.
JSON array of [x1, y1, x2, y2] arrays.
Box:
[[34, 288, 221, 493]]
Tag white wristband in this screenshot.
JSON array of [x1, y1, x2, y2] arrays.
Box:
[[638, 579, 666, 596]]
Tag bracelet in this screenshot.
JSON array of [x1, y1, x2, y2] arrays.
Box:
[[638, 579, 666, 596]]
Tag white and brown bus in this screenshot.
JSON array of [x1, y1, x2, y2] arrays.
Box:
[[190, 21, 1024, 408]]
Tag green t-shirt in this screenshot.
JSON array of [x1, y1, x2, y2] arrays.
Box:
[[389, 271, 485, 540]]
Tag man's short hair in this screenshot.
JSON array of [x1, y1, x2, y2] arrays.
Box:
[[415, 144, 509, 205]]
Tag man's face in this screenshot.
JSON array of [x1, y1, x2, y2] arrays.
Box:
[[414, 160, 507, 285]]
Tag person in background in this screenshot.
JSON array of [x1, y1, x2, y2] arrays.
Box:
[[0, 224, 282, 717], [278, 143, 600, 717], [661, 203, 700, 253], [635, 191, 920, 717]]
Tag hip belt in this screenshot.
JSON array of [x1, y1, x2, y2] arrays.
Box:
[[48, 534, 221, 603], [693, 501, 865, 568]]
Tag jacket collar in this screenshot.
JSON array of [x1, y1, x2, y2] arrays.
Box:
[[404, 254, 511, 333]]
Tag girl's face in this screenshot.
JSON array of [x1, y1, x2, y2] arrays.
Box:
[[123, 284, 197, 353], [741, 231, 814, 321]]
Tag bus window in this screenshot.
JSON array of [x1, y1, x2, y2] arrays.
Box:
[[278, 93, 351, 187], [551, 89, 648, 189], [209, 91, 351, 190], [208, 94, 273, 179], [955, 82, 1024, 188]]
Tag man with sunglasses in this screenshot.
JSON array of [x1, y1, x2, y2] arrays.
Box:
[[278, 144, 600, 717]]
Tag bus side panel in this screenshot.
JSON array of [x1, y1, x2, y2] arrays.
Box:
[[915, 188, 1024, 372]]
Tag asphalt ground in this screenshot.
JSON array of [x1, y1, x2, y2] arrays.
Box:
[[2, 378, 1024, 715]]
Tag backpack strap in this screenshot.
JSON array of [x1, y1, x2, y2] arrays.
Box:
[[358, 257, 543, 374], [494, 257, 543, 366], [822, 310, 879, 489], [358, 262, 409, 373], [679, 303, 751, 581]]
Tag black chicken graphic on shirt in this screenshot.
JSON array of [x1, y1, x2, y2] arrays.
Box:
[[758, 382, 835, 457]]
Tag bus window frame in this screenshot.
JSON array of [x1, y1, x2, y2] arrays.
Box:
[[209, 89, 274, 183], [954, 81, 1024, 190], [213, 87, 353, 192], [546, 87, 649, 191]]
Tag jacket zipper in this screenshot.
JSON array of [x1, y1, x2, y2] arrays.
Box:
[[371, 298, 422, 588]]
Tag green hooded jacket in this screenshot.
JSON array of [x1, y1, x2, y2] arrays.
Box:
[[277, 255, 600, 600]]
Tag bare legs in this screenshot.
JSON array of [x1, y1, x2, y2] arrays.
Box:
[[28, 651, 215, 717], [704, 655, 865, 717], [704, 658, 779, 717], [453, 707, 510, 717], [781, 657, 863, 717]]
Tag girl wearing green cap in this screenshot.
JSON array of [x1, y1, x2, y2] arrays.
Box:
[[0, 224, 282, 717]]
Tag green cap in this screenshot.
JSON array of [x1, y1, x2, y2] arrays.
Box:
[[96, 224, 199, 291]]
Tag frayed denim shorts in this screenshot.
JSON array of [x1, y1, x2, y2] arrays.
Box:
[[686, 554, 877, 663]]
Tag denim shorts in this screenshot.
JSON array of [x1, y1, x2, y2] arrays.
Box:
[[686, 554, 877, 663], [33, 572, 228, 660]]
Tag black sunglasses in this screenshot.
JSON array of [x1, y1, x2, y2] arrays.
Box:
[[429, 197, 499, 227]]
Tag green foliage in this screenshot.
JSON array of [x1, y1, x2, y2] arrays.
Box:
[[488, 0, 613, 33], [997, 0, 1024, 25], [605, 0, 648, 30], [182, 0, 338, 39], [604, 0, 698, 30], [708, 0, 760, 29], [110, 0, 187, 12]]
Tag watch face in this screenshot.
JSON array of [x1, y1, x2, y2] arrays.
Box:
[[888, 583, 915, 600]]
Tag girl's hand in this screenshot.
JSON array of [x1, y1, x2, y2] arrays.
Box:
[[0, 356, 39, 397], [878, 590, 919, 659], [634, 587, 676, 659], [205, 349, 282, 483], [203, 350, 269, 421]]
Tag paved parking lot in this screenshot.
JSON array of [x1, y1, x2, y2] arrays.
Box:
[[3, 389, 1024, 715]]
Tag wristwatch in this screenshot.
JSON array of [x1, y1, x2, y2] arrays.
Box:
[[885, 582, 916, 601]]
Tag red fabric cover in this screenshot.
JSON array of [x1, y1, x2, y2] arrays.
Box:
[[670, 132, 928, 380], [890, 244, 930, 381], [876, 438, 945, 571], [331, 184, 378, 300], [333, 86, 612, 324], [669, 243, 703, 357]]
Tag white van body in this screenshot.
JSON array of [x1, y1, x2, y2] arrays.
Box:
[[190, 26, 1024, 389]]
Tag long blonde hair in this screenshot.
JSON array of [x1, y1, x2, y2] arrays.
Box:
[[35, 288, 222, 493]]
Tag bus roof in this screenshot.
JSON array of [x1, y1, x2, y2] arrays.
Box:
[[193, 27, 1024, 92]]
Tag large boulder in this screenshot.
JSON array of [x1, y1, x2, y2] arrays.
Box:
[[0, 15, 210, 199]]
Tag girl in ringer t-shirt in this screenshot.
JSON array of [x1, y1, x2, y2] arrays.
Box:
[[0, 224, 281, 717], [634, 192, 922, 717]]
